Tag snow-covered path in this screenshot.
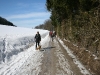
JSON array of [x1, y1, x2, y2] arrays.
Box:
[[0, 46, 42, 75], [0, 33, 48, 75], [0, 34, 91, 75], [0, 42, 43, 75]]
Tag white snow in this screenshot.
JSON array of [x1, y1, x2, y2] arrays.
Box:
[[0, 25, 91, 75], [0, 25, 48, 75]]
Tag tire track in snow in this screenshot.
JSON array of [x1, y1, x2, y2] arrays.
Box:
[[0, 45, 43, 75], [16, 50, 43, 75], [39, 36, 75, 75], [0, 35, 48, 75], [59, 39, 91, 75]]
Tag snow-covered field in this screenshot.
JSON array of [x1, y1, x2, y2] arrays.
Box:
[[0, 25, 91, 75], [0, 25, 49, 75]]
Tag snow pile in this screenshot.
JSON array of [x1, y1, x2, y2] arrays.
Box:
[[0, 25, 48, 64], [0, 46, 43, 75], [59, 38, 91, 75]]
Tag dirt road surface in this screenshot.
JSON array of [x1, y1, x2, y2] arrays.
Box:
[[38, 37, 90, 75]]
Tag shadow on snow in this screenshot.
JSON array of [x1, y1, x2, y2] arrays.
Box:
[[40, 46, 55, 51]]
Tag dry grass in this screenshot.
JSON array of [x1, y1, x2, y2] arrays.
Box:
[[63, 39, 100, 75]]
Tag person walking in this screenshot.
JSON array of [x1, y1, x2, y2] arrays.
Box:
[[49, 31, 53, 41], [53, 31, 56, 37], [35, 31, 41, 50]]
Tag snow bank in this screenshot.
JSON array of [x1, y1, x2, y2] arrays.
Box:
[[0, 25, 49, 64]]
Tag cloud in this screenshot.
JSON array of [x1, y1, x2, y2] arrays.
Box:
[[1, 1, 50, 28], [5, 2, 50, 28], [17, 3, 44, 8], [7, 12, 50, 19], [12, 19, 46, 28], [6, 11, 51, 28], [16, 2, 46, 11], [12, 19, 44, 24]]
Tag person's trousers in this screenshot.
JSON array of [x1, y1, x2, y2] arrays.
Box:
[[36, 41, 40, 48]]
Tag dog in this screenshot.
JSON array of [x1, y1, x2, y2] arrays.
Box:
[[36, 45, 41, 50]]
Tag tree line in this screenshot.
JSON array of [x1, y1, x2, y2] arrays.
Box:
[[34, 19, 52, 30], [0, 16, 16, 27], [45, 0, 99, 53], [45, 0, 100, 74]]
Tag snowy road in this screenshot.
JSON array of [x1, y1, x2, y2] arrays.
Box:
[[38, 37, 89, 75], [0, 35, 91, 75]]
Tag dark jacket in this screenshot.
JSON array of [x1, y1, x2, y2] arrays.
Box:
[[35, 34, 41, 42]]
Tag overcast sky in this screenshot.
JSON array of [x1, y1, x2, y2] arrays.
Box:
[[0, 0, 51, 28]]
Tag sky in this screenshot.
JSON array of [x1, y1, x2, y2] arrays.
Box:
[[0, 0, 51, 28]]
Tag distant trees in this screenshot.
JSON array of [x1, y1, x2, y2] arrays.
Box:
[[35, 24, 44, 29], [34, 19, 52, 30], [0, 16, 16, 27]]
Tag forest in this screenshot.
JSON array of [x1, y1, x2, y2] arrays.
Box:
[[0, 16, 16, 26]]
